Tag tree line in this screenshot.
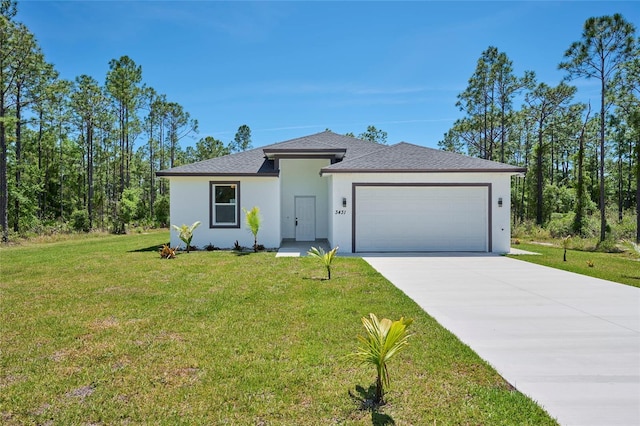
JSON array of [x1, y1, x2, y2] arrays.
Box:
[[438, 14, 639, 243], [0, 1, 254, 241], [1, 4, 637, 244]]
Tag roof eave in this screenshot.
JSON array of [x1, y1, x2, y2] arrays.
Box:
[[155, 172, 280, 177], [263, 148, 347, 160]]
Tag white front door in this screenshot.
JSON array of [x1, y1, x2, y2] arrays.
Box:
[[295, 196, 316, 241]]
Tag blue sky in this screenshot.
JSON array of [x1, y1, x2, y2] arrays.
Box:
[[18, 1, 639, 149]]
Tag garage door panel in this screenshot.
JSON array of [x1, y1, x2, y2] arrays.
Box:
[[355, 186, 488, 252]]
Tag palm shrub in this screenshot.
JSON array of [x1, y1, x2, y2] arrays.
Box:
[[351, 313, 413, 405], [243, 206, 261, 252], [307, 245, 338, 279], [171, 221, 201, 253]]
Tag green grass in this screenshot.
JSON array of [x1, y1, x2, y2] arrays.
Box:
[[509, 242, 640, 288], [1, 232, 557, 425]]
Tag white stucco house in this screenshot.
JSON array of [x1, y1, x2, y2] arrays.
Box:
[[156, 131, 525, 253]]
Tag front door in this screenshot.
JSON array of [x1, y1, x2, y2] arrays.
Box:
[[295, 196, 316, 241]]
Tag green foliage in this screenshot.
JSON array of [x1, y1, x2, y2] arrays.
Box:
[[1, 0, 18, 19], [358, 125, 388, 144], [243, 206, 261, 252], [154, 195, 170, 226], [194, 136, 229, 161], [307, 245, 339, 279], [171, 221, 201, 253], [117, 188, 141, 232], [512, 221, 551, 240], [351, 313, 414, 404], [595, 238, 621, 253], [609, 211, 638, 241], [560, 13, 637, 242], [229, 124, 252, 152], [453, 46, 534, 161], [543, 184, 575, 218], [547, 213, 575, 238], [70, 209, 90, 232]]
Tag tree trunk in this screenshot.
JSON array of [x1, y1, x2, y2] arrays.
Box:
[[636, 132, 639, 244], [500, 102, 506, 163], [550, 127, 554, 185], [519, 126, 530, 223], [125, 105, 130, 188], [618, 146, 623, 222], [87, 122, 94, 229], [574, 128, 586, 235], [599, 76, 606, 242], [59, 129, 63, 220], [38, 108, 43, 219], [627, 138, 633, 211], [119, 104, 125, 197], [574, 105, 590, 236], [0, 97, 7, 243], [536, 127, 544, 225], [149, 128, 154, 220], [13, 87, 21, 233], [375, 372, 384, 404]]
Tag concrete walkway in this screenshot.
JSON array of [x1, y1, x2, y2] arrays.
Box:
[[362, 254, 640, 426], [275, 239, 330, 257]]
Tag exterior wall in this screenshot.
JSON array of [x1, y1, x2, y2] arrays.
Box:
[[328, 172, 513, 253], [326, 174, 335, 248], [167, 176, 280, 249], [279, 158, 330, 240]]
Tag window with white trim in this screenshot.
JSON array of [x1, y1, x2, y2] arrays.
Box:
[[210, 182, 240, 228]]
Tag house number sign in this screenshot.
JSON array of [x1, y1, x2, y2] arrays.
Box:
[[334, 210, 347, 215]]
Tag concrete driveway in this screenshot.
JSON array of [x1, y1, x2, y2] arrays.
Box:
[[362, 254, 640, 426]]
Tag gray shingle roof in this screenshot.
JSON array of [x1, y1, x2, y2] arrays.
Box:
[[156, 131, 525, 176], [263, 131, 383, 155], [156, 146, 277, 176], [321, 142, 526, 173]]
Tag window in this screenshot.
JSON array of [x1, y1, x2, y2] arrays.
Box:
[[210, 182, 240, 228]]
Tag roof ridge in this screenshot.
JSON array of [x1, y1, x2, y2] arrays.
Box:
[[263, 130, 339, 149]]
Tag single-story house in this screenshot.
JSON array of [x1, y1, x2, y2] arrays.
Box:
[[157, 131, 525, 253]]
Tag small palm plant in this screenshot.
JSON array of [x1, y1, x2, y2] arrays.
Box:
[[171, 221, 201, 253], [243, 206, 261, 252], [307, 245, 339, 279], [351, 313, 413, 405]]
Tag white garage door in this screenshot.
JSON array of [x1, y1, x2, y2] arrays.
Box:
[[355, 185, 489, 252]]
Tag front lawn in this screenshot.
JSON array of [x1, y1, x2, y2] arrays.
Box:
[[509, 242, 640, 288], [0, 232, 556, 425]]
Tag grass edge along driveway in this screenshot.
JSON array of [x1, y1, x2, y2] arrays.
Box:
[[0, 232, 557, 425]]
